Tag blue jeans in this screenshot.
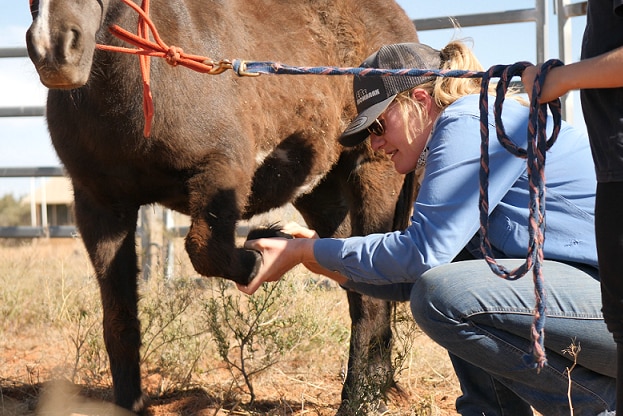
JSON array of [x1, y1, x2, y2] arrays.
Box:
[[409, 259, 616, 416]]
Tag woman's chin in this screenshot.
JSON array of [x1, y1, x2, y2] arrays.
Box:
[[394, 165, 411, 175]]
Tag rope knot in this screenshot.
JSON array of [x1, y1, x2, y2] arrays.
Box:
[[166, 46, 183, 66]]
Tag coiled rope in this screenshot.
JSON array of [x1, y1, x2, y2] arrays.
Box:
[[97, 0, 564, 369], [478, 61, 563, 370]]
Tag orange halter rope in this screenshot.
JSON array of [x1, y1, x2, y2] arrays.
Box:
[[95, 0, 232, 136]]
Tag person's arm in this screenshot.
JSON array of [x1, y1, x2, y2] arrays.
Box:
[[238, 224, 347, 295], [522, 46, 623, 103], [280, 222, 348, 280], [241, 97, 529, 293], [316, 101, 529, 283]]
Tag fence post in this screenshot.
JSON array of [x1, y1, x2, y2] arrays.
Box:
[[164, 209, 175, 281]]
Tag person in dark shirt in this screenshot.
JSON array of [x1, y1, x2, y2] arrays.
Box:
[[523, 2, 623, 413]]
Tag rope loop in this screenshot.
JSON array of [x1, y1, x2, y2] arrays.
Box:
[[478, 58, 563, 369], [95, 0, 226, 135]]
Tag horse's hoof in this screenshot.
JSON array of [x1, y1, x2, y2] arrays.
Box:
[[237, 223, 293, 286], [243, 248, 263, 285], [334, 400, 388, 416]]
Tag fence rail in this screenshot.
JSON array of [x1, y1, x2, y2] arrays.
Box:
[[413, 5, 548, 62], [0, 167, 64, 177], [0, 106, 45, 117], [0, 47, 29, 58], [0, 225, 76, 239]]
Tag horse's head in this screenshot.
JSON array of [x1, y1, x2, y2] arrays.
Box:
[[26, 0, 106, 89]]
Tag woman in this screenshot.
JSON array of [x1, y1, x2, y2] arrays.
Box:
[[241, 41, 616, 415]]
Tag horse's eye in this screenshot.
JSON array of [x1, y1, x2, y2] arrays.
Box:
[[29, 0, 40, 18]]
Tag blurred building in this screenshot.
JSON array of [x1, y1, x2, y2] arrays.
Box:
[[22, 176, 74, 226]]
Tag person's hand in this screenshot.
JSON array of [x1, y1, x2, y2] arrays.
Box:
[[237, 237, 309, 295], [237, 226, 347, 295], [282, 221, 319, 239], [521, 63, 566, 104], [521, 64, 539, 103]]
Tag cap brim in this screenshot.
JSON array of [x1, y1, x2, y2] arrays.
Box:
[[338, 95, 396, 147]]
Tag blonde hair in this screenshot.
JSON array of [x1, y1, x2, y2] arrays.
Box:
[[391, 40, 489, 141], [433, 40, 485, 107]]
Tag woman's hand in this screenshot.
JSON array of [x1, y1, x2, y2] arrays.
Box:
[[237, 222, 347, 295], [282, 221, 319, 239], [238, 237, 312, 295]]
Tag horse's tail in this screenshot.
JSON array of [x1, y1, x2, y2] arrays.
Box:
[[391, 170, 418, 231]]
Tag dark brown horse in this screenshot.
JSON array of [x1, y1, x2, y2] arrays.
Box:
[[26, 0, 419, 413]]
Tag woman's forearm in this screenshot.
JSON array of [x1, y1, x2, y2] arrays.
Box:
[[301, 256, 348, 285]]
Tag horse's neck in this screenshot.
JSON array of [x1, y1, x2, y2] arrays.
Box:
[[99, 0, 133, 42]]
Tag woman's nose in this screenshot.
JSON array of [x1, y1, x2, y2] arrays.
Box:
[[370, 135, 384, 151]]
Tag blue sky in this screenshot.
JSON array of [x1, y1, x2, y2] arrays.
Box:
[[0, 1, 588, 197]]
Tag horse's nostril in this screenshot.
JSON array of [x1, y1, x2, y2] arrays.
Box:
[[70, 28, 81, 51], [57, 27, 83, 64]]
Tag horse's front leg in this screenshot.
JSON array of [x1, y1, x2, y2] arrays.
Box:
[[73, 188, 145, 412], [339, 292, 394, 415], [335, 152, 413, 415], [184, 166, 260, 285], [293, 160, 402, 415]]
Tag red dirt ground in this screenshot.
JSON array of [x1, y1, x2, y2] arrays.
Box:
[[0, 329, 460, 415]]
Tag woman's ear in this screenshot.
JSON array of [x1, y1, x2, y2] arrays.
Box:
[[411, 88, 430, 102], [411, 88, 433, 111]]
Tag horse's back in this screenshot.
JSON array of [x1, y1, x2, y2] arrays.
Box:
[[48, 0, 418, 211]]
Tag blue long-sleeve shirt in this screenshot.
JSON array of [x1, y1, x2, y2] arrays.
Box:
[[314, 95, 597, 298]]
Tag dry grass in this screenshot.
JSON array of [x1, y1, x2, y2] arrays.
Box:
[[0, 234, 461, 415]]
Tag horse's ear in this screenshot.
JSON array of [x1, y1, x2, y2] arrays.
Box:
[[246, 222, 294, 241]]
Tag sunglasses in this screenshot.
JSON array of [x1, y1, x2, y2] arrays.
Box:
[[367, 118, 385, 137]]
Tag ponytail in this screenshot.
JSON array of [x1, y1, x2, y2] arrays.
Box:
[[432, 41, 485, 107]]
